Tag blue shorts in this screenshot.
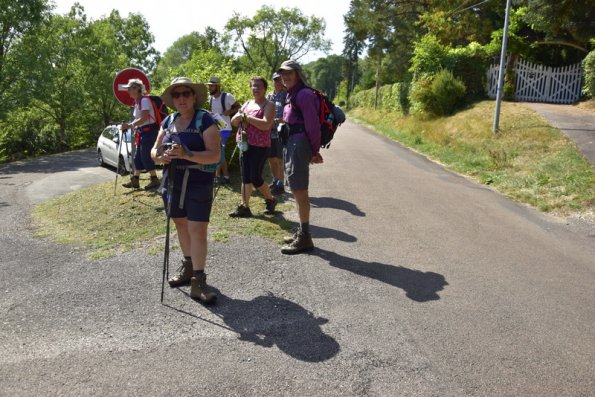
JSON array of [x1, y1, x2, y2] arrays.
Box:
[[133, 125, 158, 171], [163, 183, 213, 222]]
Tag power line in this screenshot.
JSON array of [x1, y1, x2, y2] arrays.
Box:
[[447, 0, 492, 17]]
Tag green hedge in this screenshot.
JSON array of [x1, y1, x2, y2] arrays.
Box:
[[582, 49, 595, 98], [349, 81, 411, 115]]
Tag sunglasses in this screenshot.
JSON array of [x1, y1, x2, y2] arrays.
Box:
[[171, 90, 193, 99]]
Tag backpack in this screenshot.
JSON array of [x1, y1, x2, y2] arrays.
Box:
[[164, 109, 224, 173], [145, 95, 169, 126], [290, 87, 346, 148]]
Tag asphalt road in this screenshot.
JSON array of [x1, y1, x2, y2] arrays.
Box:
[[1, 123, 594, 396]]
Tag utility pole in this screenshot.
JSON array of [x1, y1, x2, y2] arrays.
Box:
[[493, 0, 512, 134]]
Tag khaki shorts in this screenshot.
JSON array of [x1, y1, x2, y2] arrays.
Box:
[[283, 135, 312, 190]]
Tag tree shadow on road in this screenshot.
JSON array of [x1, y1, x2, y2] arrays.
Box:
[[310, 196, 366, 217], [314, 248, 448, 302], [169, 289, 340, 362]]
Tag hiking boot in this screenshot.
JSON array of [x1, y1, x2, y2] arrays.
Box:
[[190, 273, 217, 304], [122, 175, 140, 189], [270, 184, 286, 195], [281, 231, 314, 255], [144, 175, 160, 190], [264, 198, 277, 214], [168, 258, 192, 287], [283, 229, 300, 244], [229, 204, 252, 218]]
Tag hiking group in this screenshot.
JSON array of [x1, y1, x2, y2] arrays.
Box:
[[120, 60, 344, 304]]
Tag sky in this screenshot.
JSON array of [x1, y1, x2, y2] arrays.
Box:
[[51, 0, 351, 63]]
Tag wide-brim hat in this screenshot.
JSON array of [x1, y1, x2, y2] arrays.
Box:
[[277, 60, 309, 86], [161, 77, 207, 109]]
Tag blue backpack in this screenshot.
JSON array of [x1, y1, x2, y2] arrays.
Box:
[[164, 109, 224, 173]]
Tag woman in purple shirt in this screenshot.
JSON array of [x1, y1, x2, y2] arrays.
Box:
[[277, 60, 323, 255]]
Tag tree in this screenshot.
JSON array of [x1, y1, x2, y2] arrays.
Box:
[[417, 0, 507, 47], [104, 10, 159, 73], [522, 0, 594, 53], [306, 55, 345, 99], [9, 6, 89, 150], [344, 0, 426, 105], [0, 0, 50, 110], [152, 28, 224, 87], [225, 5, 331, 74]]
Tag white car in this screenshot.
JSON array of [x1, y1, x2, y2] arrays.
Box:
[[96, 125, 133, 175]]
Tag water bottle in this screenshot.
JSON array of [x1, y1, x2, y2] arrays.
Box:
[[239, 130, 248, 152]]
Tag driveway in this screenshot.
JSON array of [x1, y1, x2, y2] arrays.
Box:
[[1, 126, 594, 396], [523, 102, 595, 165]]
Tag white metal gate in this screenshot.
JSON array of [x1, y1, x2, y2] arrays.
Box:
[[487, 58, 582, 104]]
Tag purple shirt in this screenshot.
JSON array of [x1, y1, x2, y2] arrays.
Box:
[[283, 83, 321, 154]]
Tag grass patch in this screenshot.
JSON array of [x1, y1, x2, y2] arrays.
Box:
[[349, 100, 595, 215], [32, 171, 294, 259]]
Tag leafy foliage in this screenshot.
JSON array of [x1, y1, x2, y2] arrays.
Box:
[[583, 49, 595, 98], [225, 6, 330, 75], [410, 70, 466, 116]]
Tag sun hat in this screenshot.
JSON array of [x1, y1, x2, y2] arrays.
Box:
[[277, 60, 309, 85], [122, 78, 146, 93], [161, 77, 207, 109], [207, 77, 221, 85]]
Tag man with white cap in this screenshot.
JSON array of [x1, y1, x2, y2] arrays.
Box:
[[207, 77, 240, 184], [277, 60, 323, 254]]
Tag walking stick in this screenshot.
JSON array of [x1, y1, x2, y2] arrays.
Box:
[[161, 162, 174, 303], [113, 127, 124, 196], [212, 142, 238, 201]]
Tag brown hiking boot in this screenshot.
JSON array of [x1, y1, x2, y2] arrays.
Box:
[[144, 175, 160, 190], [190, 273, 217, 304], [168, 258, 192, 287], [281, 231, 314, 255], [122, 175, 140, 189], [283, 229, 300, 244]]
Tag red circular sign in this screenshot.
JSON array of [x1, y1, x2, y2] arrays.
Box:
[[112, 68, 151, 106]]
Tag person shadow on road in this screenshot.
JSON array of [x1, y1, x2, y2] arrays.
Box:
[[183, 289, 340, 362], [314, 248, 448, 302]]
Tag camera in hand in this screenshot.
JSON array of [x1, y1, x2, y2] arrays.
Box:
[[156, 142, 176, 156]]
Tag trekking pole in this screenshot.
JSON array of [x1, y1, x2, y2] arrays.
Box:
[[161, 162, 174, 303], [113, 127, 124, 196], [212, 143, 238, 201]]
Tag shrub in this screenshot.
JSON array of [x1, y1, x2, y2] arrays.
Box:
[[410, 70, 466, 116], [409, 34, 449, 77], [447, 43, 489, 100], [582, 49, 595, 98]]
